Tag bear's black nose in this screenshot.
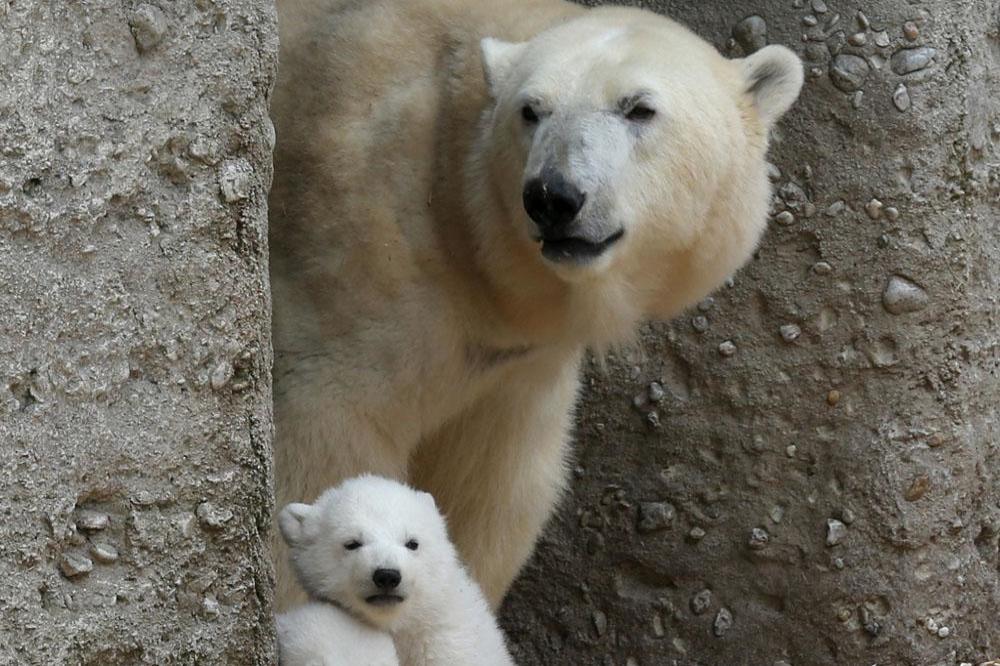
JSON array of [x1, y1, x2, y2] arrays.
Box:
[[372, 568, 402, 590], [523, 173, 586, 233]]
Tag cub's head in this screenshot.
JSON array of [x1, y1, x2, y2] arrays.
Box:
[[278, 476, 453, 629], [477, 7, 802, 319]]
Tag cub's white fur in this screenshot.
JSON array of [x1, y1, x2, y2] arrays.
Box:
[[276, 602, 398, 666], [271, 0, 803, 609], [277, 476, 515, 666]]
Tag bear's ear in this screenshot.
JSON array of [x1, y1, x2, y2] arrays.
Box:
[[480, 37, 528, 98], [416, 490, 439, 512], [741, 45, 804, 127], [278, 502, 314, 547]]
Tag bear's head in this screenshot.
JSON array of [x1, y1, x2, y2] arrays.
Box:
[[278, 475, 455, 629], [473, 7, 803, 341]]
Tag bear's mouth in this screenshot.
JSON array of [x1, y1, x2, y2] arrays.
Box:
[[365, 594, 405, 606], [540, 229, 625, 263]]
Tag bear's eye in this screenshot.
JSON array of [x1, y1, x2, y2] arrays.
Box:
[[625, 103, 656, 122], [521, 104, 539, 124], [405, 539, 419, 551], [344, 540, 363, 551]]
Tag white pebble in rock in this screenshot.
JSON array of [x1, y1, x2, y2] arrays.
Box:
[[689, 526, 706, 541], [218, 160, 252, 203], [865, 198, 884, 219], [77, 511, 110, 532], [893, 84, 911, 111], [90, 542, 119, 564], [748, 527, 770, 550], [812, 261, 833, 275], [210, 361, 234, 390], [692, 316, 710, 333], [638, 502, 675, 533], [196, 502, 234, 530], [690, 589, 713, 615], [130, 4, 168, 52], [826, 519, 848, 546], [60, 552, 94, 579], [713, 608, 734, 637], [780, 324, 801, 343], [882, 275, 929, 314], [936, 626, 950, 638], [718, 340, 737, 357], [592, 610, 608, 637], [648, 382, 665, 403], [775, 211, 795, 226]]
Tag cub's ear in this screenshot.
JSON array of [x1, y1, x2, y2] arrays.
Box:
[[480, 38, 528, 98], [741, 45, 804, 127], [278, 502, 314, 547], [416, 490, 439, 512]]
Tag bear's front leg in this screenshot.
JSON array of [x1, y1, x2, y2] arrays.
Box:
[[410, 348, 583, 609]]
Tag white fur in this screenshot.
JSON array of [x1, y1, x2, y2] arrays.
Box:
[[277, 602, 399, 666], [270, 0, 803, 610], [278, 477, 515, 666]]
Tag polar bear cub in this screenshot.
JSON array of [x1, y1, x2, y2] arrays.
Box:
[[277, 475, 515, 666]]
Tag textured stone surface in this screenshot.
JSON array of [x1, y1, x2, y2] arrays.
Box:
[[0, 1, 278, 664], [502, 1, 1000, 664]]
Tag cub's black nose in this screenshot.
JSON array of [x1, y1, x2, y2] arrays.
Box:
[[372, 568, 402, 590], [523, 173, 586, 232]]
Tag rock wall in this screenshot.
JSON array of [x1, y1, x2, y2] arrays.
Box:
[[0, 1, 278, 664], [502, 1, 1000, 664]]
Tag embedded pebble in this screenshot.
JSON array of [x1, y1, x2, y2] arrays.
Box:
[[210, 361, 234, 390], [882, 276, 929, 314], [812, 261, 833, 275], [690, 589, 713, 615], [647, 382, 665, 403], [824, 200, 846, 216], [829, 55, 870, 92], [593, 610, 608, 637], [713, 608, 734, 637], [936, 626, 950, 638], [60, 552, 94, 578], [903, 21, 919, 41], [645, 411, 661, 429], [769, 506, 785, 524], [826, 519, 848, 546], [748, 527, 770, 550], [779, 324, 801, 343], [697, 297, 716, 313], [802, 15, 818, 27], [785, 444, 797, 457], [130, 4, 168, 52], [652, 614, 665, 637], [847, 33, 867, 47], [90, 542, 119, 564], [767, 163, 782, 181], [691, 316, 710, 333], [811, 0, 827, 13], [904, 475, 930, 501], [874, 31, 891, 47], [638, 502, 675, 533], [834, 557, 845, 569], [893, 84, 912, 111], [733, 16, 768, 54], [841, 508, 856, 525], [76, 511, 110, 532], [196, 502, 234, 530], [925, 617, 939, 633], [885, 206, 900, 221], [865, 198, 884, 219], [218, 160, 252, 203], [855, 11, 870, 29], [718, 341, 737, 357], [891, 46, 936, 75], [689, 526, 706, 541], [775, 211, 795, 226], [826, 390, 841, 406]]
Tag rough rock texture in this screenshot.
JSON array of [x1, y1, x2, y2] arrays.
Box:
[[502, 1, 1000, 664], [0, 1, 277, 664]]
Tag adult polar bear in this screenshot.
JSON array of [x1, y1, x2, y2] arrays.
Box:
[[270, 0, 803, 609]]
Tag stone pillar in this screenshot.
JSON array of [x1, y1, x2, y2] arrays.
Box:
[[0, 1, 277, 663], [502, 1, 1000, 664]]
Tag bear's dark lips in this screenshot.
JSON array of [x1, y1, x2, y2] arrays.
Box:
[[365, 594, 405, 606], [540, 228, 625, 263]]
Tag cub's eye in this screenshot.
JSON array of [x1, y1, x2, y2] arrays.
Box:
[[344, 540, 362, 551], [625, 103, 656, 122], [405, 539, 419, 551], [521, 105, 539, 124]]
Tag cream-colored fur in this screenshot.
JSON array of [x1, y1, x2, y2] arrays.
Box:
[[270, 0, 802, 610]]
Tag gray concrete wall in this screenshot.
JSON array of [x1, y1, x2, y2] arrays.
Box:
[[502, 1, 1000, 664], [0, 1, 278, 664]]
